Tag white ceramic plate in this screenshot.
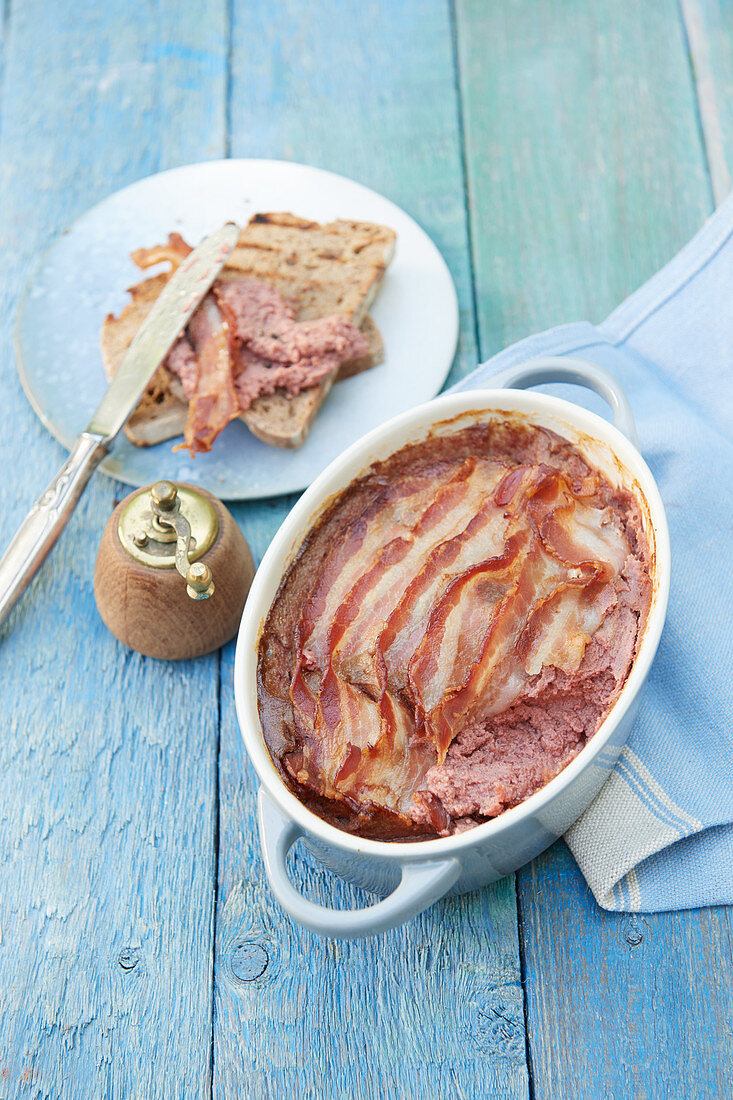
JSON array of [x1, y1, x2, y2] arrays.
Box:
[[16, 159, 459, 500]]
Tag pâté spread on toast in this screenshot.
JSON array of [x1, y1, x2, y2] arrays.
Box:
[[101, 213, 396, 453]]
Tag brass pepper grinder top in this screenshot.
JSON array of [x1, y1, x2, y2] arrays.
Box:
[[94, 480, 255, 660], [137, 480, 216, 599]]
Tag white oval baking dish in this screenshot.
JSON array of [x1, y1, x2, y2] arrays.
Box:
[[234, 357, 671, 938]]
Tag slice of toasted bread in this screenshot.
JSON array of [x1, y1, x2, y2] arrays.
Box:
[[101, 277, 384, 448], [239, 311, 385, 448], [231, 214, 394, 447], [238, 386, 329, 450], [227, 213, 395, 326], [102, 214, 395, 450]]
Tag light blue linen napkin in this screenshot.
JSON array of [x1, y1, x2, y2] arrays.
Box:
[[451, 194, 733, 912]]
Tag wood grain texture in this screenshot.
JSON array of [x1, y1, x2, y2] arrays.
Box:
[[214, 2, 528, 1097], [216, 647, 526, 1099], [454, 0, 733, 1095], [518, 845, 733, 1099], [454, 0, 711, 357], [94, 487, 254, 660], [0, 2, 227, 1097]]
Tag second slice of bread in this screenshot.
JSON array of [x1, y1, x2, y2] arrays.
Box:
[[228, 214, 394, 447]]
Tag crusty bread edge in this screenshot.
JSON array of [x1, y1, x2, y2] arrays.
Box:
[[239, 375, 336, 449]]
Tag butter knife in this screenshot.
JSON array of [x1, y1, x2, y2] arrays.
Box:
[[0, 221, 240, 629]]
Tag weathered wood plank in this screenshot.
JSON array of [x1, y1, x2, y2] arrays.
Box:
[[213, 2, 528, 1097], [455, 0, 710, 355], [519, 845, 733, 1099], [227, 0, 478, 389], [0, 4, 7, 106], [0, 2, 226, 1097], [217, 646, 526, 1100], [455, 0, 733, 1095]]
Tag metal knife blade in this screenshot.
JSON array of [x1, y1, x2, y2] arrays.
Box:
[[87, 221, 240, 441]]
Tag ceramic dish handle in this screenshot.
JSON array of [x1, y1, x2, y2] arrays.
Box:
[[490, 356, 638, 444], [258, 789, 462, 939]]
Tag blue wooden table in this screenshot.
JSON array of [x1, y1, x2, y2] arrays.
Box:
[[1, 2, 732, 1096]]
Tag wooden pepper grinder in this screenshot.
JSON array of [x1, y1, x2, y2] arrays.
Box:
[[94, 480, 255, 660]]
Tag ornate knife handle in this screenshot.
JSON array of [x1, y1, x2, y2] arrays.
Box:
[[0, 432, 108, 629]]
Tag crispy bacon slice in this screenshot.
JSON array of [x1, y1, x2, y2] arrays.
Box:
[[517, 577, 616, 677], [131, 232, 193, 271], [294, 465, 463, 667], [408, 532, 537, 757], [277, 455, 636, 820], [523, 467, 627, 573], [379, 489, 512, 691], [174, 296, 238, 456], [308, 667, 434, 814], [328, 459, 507, 687]]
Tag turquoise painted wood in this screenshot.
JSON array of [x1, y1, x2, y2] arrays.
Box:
[[0, 0, 732, 1097], [519, 848, 733, 1099], [455, 0, 733, 1094], [0, 1, 227, 1097], [454, 0, 710, 354], [215, 2, 527, 1097]]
